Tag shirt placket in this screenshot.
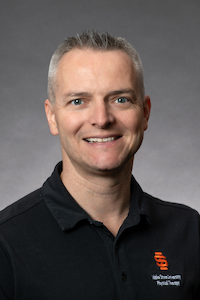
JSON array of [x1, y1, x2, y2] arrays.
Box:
[[94, 225, 137, 300]]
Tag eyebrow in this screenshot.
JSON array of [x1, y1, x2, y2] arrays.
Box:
[[106, 89, 136, 97], [65, 89, 136, 98], [65, 92, 91, 98]]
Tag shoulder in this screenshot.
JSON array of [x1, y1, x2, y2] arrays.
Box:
[[132, 175, 200, 222], [0, 189, 43, 226], [145, 192, 199, 213], [142, 192, 200, 226]]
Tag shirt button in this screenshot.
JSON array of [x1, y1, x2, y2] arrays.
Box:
[[121, 272, 127, 282]]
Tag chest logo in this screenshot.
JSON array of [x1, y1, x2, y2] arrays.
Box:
[[154, 252, 169, 270]]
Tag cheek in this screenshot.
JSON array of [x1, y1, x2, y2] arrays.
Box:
[[121, 111, 143, 133], [57, 113, 86, 144]]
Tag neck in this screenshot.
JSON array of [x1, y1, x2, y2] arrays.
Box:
[[61, 159, 133, 236]]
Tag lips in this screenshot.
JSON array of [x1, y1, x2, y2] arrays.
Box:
[[85, 136, 120, 143]]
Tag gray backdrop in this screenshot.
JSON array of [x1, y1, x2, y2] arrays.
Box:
[[0, 0, 199, 212]]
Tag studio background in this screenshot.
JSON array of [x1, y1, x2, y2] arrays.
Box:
[[0, 0, 199, 212]]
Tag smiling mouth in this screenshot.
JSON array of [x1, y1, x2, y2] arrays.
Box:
[[85, 136, 120, 143]]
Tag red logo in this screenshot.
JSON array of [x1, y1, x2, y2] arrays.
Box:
[[154, 252, 169, 270]]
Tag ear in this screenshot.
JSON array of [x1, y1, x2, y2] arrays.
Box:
[[143, 95, 151, 131], [44, 99, 59, 136]]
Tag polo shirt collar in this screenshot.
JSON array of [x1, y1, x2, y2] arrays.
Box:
[[42, 162, 150, 232]]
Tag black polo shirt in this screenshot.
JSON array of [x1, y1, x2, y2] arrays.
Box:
[[0, 162, 199, 299]]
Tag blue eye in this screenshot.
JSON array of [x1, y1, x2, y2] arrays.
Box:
[[115, 97, 128, 103], [71, 99, 83, 105]]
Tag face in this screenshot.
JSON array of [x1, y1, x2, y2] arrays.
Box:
[[45, 49, 151, 176]]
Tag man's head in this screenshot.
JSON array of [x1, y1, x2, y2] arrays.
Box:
[[45, 31, 151, 176], [48, 30, 145, 104]]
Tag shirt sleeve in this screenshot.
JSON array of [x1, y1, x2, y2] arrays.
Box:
[[0, 237, 14, 300]]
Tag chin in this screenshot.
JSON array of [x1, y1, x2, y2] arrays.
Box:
[[89, 158, 132, 174]]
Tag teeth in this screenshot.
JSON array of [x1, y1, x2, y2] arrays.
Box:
[[86, 137, 115, 143]]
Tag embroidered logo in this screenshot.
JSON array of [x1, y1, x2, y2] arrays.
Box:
[[152, 274, 181, 286], [154, 252, 169, 270]]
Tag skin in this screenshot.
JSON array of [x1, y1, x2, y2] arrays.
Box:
[[45, 49, 151, 236]]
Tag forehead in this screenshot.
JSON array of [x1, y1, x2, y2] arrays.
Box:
[[58, 48, 134, 74], [56, 49, 137, 94]]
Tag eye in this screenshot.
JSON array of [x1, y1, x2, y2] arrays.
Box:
[[115, 97, 129, 103], [71, 99, 84, 105]]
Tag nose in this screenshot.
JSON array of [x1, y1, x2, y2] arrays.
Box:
[[89, 100, 115, 128]]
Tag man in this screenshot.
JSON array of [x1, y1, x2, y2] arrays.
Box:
[[0, 30, 199, 299]]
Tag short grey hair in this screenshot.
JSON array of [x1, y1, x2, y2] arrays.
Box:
[[48, 30, 145, 104]]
